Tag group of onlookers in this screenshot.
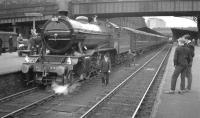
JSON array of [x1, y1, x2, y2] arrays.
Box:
[[0, 35, 14, 55], [0, 29, 39, 56], [166, 34, 195, 94]]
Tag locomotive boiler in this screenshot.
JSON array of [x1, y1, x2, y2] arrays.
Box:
[[21, 12, 117, 86]]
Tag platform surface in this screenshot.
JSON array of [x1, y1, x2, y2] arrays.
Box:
[[0, 52, 24, 74], [152, 45, 200, 118]]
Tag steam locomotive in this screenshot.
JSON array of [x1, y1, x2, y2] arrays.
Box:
[[21, 12, 167, 86]]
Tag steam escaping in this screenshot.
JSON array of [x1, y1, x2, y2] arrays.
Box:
[[52, 82, 69, 95], [25, 55, 29, 62], [51, 82, 80, 95]]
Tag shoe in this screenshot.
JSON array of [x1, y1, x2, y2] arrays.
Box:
[[184, 88, 190, 92], [164, 90, 175, 94], [178, 90, 185, 94]]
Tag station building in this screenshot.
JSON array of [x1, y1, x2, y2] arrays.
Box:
[[0, 0, 146, 39], [147, 18, 166, 29], [0, 0, 59, 38]]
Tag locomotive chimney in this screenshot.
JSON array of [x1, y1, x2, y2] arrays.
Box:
[[58, 11, 68, 16], [56, 0, 70, 16]]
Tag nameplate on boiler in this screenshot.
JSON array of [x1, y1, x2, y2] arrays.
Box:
[[49, 38, 70, 41]]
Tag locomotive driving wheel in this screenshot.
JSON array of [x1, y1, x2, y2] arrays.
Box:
[[23, 69, 35, 87], [89, 61, 98, 78], [63, 70, 73, 85], [35, 73, 47, 89]]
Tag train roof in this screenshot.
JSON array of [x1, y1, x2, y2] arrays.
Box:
[[104, 21, 166, 38], [122, 27, 167, 38], [0, 31, 17, 35], [107, 21, 119, 29], [137, 27, 166, 36]]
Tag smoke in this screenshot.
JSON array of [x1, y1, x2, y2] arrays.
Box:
[[51, 82, 80, 95]]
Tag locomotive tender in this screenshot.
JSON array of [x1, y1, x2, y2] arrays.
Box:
[[21, 12, 167, 86]]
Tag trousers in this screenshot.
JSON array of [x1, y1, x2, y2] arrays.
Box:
[[171, 65, 187, 90], [185, 66, 192, 90], [101, 72, 109, 85]]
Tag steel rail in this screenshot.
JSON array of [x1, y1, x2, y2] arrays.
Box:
[[80, 46, 167, 118], [131, 46, 171, 118], [1, 93, 57, 118], [0, 87, 38, 103]]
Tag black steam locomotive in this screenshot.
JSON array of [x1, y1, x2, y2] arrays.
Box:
[[21, 12, 167, 86]]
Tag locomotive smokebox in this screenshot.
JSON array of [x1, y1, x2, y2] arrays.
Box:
[[42, 9, 74, 54]]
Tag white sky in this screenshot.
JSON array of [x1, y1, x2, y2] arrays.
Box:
[[144, 16, 197, 28]]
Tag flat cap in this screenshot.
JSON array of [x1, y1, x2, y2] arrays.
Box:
[[178, 38, 186, 44]]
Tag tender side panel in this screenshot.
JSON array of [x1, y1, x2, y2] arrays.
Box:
[[118, 29, 131, 54]]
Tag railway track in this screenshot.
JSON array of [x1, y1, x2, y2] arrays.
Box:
[[0, 87, 56, 118], [0, 45, 170, 118], [0, 87, 37, 103], [80, 45, 171, 118], [19, 45, 170, 118], [17, 47, 163, 118]]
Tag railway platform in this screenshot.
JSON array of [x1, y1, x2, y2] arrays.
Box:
[[0, 52, 24, 74], [152, 46, 200, 118]]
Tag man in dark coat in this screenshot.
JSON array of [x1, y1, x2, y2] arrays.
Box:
[[127, 49, 136, 67], [100, 54, 111, 86], [8, 36, 13, 52], [0, 38, 2, 55], [183, 35, 195, 91], [166, 38, 192, 94]]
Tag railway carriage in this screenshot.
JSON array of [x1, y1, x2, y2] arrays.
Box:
[[21, 11, 167, 87], [122, 27, 167, 53]]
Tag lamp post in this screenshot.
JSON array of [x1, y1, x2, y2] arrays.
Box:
[[24, 13, 43, 32]]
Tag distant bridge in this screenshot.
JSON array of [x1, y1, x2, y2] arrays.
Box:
[[72, 0, 200, 18], [0, 0, 200, 33]]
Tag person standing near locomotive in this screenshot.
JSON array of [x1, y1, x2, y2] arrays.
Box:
[[183, 34, 195, 92], [28, 29, 36, 51], [165, 38, 192, 94], [8, 36, 13, 53], [17, 34, 23, 44], [100, 54, 111, 86], [0, 38, 2, 55], [17, 34, 24, 49], [127, 49, 136, 67], [28, 29, 42, 55]]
